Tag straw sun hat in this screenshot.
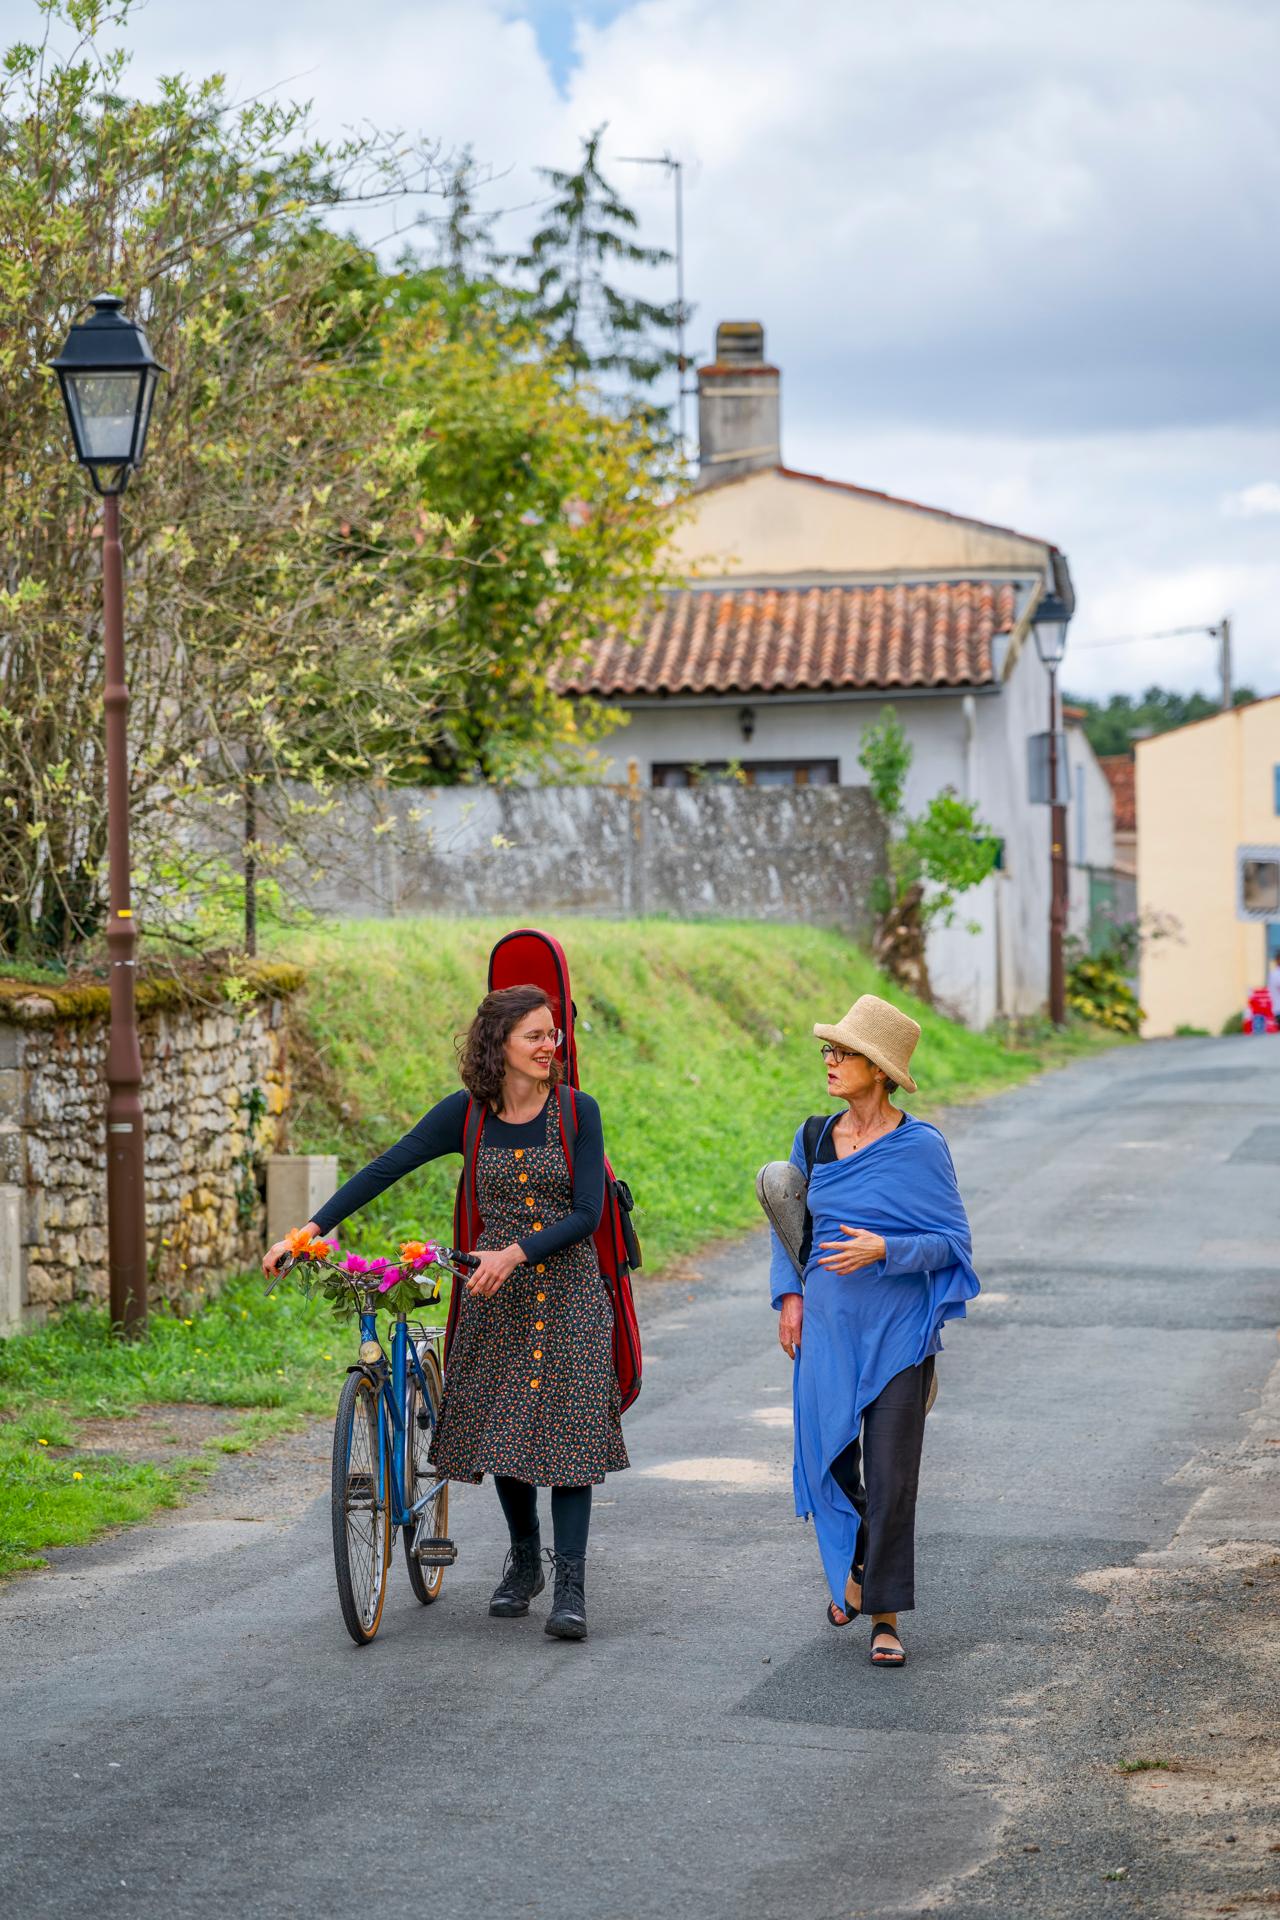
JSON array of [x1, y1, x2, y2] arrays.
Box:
[[813, 994, 921, 1094]]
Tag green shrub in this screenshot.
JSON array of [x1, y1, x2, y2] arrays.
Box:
[[1066, 951, 1143, 1033]]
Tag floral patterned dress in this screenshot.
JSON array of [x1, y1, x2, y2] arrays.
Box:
[[429, 1096, 629, 1488]]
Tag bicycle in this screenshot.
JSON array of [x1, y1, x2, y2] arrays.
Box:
[[268, 1236, 479, 1646]]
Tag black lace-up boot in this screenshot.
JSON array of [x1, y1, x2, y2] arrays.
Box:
[[488, 1534, 545, 1617], [544, 1551, 588, 1640]]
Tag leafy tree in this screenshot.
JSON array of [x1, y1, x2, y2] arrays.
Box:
[[374, 291, 683, 781], [1066, 685, 1257, 759], [0, 0, 468, 958], [514, 124, 681, 400], [857, 708, 1000, 1002]]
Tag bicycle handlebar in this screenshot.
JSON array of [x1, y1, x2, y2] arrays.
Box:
[[265, 1243, 479, 1296]]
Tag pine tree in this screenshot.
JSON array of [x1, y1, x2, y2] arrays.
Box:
[[514, 124, 680, 399], [436, 146, 501, 289]]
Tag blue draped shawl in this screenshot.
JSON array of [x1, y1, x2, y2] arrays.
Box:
[[768, 1112, 979, 1611]]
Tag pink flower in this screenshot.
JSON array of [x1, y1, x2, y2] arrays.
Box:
[[377, 1266, 402, 1293], [365, 1257, 390, 1276], [341, 1254, 370, 1275]]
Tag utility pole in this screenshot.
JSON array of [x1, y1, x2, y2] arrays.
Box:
[[1216, 615, 1232, 711], [617, 150, 693, 449], [1047, 662, 1069, 1027]]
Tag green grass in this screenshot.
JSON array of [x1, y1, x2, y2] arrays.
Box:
[[0, 1271, 392, 1576], [276, 916, 1124, 1272], [0, 1424, 201, 1577], [0, 915, 1123, 1579]]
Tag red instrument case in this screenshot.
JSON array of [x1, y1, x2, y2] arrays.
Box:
[[448, 929, 643, 1412]]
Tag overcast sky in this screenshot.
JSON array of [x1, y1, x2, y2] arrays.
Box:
[[12, 0, 1280, 698]]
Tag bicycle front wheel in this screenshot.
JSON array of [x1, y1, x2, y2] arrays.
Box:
[[404, 1343, 448, 1606], [331, 1369, 390, 1645]]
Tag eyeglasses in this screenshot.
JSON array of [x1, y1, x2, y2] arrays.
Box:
[[819, 1043, 854, 1064], [526, 1029, 563, 1048]]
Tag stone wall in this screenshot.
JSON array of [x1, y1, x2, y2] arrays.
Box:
[[0, 969, 300, 1323], [276, 781, 888, 940]]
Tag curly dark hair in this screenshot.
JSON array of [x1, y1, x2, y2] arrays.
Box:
[[457, 984, 563, 1110]]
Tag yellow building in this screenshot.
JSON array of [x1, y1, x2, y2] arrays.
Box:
[[1137, 695, 1280, 1035]]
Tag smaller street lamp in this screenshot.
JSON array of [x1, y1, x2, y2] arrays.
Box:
[[51, 295, 165, 1335], [1033, 591, 1072, 1027], [52, 294, 163, 496]]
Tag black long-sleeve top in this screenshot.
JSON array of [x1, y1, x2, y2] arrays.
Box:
[[312, 1088, 605, 1265]]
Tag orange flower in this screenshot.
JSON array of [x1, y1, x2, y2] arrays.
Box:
[[285, 1227, 331, 1261], [398, 1241, 428, 1264]]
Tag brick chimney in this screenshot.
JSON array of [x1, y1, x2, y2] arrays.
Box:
[[696, 321, 781, 488]]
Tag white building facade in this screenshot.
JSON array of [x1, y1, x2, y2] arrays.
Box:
[[564, 322, 1112, 1028]]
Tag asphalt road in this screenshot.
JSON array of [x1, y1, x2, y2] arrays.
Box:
[[2, 1035, 1278, 1919]]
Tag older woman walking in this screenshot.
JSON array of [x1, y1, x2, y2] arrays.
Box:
[[769, 994, 979, 1667]]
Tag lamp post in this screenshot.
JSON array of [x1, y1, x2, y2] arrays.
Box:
[[1033, 592, 1072, 1027], [51, 295, 165, 1335]]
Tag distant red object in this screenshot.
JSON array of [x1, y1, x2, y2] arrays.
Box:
[[1241, 988, 1279, 1035]]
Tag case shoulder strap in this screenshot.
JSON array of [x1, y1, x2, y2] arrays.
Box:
[[802, 1112, 828, 1181], [462, 1097, 486, 1239], [554, 1082, 579, 1178]]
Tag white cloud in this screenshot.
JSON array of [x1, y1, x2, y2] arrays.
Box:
[[1221, 482, 1280, 519], [7, 0, 1279, 699]]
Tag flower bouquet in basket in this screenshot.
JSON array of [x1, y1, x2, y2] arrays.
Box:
[[271, 1227, 468, 1321]]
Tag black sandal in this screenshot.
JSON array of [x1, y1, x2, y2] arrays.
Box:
[[869, 1621, 906, 1667], [825, 1563, 864, 1628]]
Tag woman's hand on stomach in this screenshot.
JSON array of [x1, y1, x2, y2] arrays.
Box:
[[816, 1226, 887, 1274], [465, 1242, 526, 1298]]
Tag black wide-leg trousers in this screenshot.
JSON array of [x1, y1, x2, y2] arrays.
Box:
[[830, 1356, 934, 1614]]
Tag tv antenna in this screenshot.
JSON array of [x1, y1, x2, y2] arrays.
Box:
[[617, 151, 694, 450]]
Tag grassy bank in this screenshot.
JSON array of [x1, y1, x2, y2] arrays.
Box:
[[279, 916, 1121, 1272], [0, 916, 1122, 1577], [0, 1272, 366, 1576]]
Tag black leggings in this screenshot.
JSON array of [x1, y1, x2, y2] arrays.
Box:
[[493, 1474, 592, 1559], [830, 1356, 934, 1615]]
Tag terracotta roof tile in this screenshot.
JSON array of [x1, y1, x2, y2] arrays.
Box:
[[563, 580, 1018, 698], [1099, 755, 1136, 832]]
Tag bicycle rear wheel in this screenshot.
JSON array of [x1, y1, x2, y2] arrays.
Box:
[[404, 1343, 449, 1606], [331, 1369, 390, 1645]]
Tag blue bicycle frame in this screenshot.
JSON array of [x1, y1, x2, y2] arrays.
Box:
[[358, 1306, 449, 1551]]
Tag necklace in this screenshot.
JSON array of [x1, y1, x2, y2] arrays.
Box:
[[838, 1108, 899, 1153]]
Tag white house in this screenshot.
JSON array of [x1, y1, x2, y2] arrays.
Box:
[[565, 321, 1113, 1027]]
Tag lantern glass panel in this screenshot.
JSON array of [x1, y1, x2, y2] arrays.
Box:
[[133, 366, 158, 463], [64, 370, 145, 463], [1033, 619, 1068, 668]]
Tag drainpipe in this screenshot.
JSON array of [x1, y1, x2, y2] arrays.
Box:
[[961, 695, 978, 801]]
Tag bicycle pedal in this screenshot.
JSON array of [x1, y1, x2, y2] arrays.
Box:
[[413, 1535, 458, 1566]]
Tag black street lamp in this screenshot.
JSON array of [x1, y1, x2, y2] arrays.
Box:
[[51, 295, 166, 1335], [1033, 591, 1072, 1027]]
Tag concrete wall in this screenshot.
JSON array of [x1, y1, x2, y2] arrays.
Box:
[[0, 987, 292, 1324], [286, 782, 888, 944], [1138, 698, 1280, 1036], [668, 467, 1052, 580]]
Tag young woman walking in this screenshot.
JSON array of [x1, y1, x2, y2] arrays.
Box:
[[263, 984, 627, 1640], [769, 994, 979, 1667]]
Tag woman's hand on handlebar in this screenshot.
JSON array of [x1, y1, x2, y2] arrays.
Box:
[[262, 1223, 320, 1279], [464, 1243, 526, 1299]]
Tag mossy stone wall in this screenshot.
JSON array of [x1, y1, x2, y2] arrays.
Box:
[[0, 967, 303, 1321]]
